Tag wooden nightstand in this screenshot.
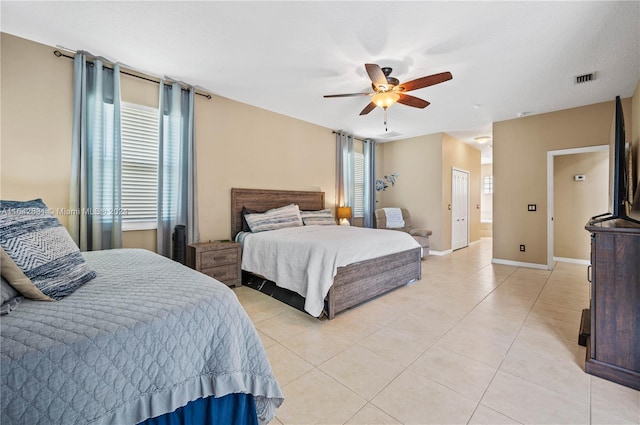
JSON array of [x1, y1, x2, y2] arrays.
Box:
[[186, 241, 241, 287]]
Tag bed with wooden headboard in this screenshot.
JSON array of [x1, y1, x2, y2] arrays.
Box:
[[231, 188, 421, 319]]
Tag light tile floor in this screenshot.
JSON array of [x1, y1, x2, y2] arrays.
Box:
[[233, 238, 640, 424]]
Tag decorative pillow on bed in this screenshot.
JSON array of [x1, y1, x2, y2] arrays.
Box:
[[244, 203, 303, 233], [1, 275, 23, 314], [0, 199, 96, 300], [300, 209, 337, 226]]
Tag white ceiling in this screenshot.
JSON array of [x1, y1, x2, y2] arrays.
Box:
[[2, 1, 639, 163]]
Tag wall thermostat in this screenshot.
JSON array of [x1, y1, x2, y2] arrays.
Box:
[[574, 174, 586, 181]]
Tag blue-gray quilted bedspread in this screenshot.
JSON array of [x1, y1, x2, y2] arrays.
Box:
[[1, 249, 283, 425]]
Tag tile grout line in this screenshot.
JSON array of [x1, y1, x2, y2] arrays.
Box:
[[468, 262, 596, 423], [261, 241, 597, 424], [463, 265, 553, 424], [347, 245, 519, 423]]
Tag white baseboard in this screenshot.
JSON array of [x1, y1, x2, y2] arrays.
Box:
[[553, 257, 590, 266], [429, 249, 452, 256], [427, 240, 483, 257], [492, 258, 550, 270]]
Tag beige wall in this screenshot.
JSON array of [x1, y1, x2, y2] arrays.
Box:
[[195, 95, 335, 242], [493, 97, 633, 266], [377, 134, 443, 248], [554, 151, 608, 261], [480, 222, 493, 238], [377, 132, 481, 252], [1, 33, 336, 250], [1, 33, 74, 227]]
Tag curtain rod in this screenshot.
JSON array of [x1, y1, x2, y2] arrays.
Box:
[[53, 50, 212, 100], [331, 131, 368, 143]]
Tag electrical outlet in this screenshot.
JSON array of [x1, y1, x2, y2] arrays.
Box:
[[528, 204, 537, 211], [520, 245, 526, 252]]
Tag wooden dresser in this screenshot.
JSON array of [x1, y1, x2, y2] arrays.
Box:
[[186, 241, 241, 287], [583, 218, 640, 390]]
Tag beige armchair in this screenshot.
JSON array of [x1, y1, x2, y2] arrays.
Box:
[[375, 208, 432, 258]]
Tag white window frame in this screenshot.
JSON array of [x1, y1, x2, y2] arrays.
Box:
[[121, 102, 160, 231], [483, 175, 494, 194]]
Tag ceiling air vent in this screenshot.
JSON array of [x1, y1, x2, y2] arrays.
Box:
[[575, 73, 595, 84]]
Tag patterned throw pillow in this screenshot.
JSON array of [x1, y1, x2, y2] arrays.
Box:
[[0, 199, 96, 300], [300, 209, 337, 226], [244, 204, 303, 233]]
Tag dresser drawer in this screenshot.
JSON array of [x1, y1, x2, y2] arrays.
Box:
[[200, 247, 239, 268]]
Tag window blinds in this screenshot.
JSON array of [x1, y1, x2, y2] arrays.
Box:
[[121, 102, 159, 230], [354, 152, 364, 217]]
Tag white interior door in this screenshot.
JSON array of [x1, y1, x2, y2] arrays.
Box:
[[452, 168, 469, 251]]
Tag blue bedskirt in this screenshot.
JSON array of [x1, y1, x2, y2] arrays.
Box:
[[138, 393, 258, 425]]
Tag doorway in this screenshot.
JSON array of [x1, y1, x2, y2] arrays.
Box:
[[547, 145, 609, 270], [452, 168, 469, 250]]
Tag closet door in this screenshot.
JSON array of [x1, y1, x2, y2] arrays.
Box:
[[452, 168, 469, 251]]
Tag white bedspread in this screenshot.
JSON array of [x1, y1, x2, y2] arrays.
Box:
[[240, 225, 421, 317]]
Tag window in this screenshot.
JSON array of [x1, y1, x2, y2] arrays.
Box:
[[121, 102, 160, 230], [483, 175, 493, 194], [353, 152, 364, 217]]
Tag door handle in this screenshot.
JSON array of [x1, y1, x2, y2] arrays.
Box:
[[587, 265, 592, 283]]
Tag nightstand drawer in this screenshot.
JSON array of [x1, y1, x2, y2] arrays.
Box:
[[201, 264, 239, 283], [200, 247, 239, 268]]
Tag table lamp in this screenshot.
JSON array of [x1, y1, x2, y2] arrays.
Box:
[[337, 206, 352, 226]]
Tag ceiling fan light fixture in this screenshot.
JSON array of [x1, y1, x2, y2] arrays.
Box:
[[372, 91, 399, 108]]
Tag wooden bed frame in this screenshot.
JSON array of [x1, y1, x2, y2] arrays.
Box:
[[231, 188, 422, 319]]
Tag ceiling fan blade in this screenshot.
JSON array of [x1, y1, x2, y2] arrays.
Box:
[[323, 93, 372, 98], [365, 63, 388, 89], [399, 71, 453, 92], [359, 102, 377, 115], [397, 93, 430, 108]]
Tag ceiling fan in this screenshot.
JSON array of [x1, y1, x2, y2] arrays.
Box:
[[324, 63, 452, 130]]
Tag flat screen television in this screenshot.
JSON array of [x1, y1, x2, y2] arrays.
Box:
[[592, 96, 640, 224]]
